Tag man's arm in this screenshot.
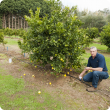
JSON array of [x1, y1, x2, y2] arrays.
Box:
[[79, 69, 87, 78], [79, 67, 103, 79], [85, 67, 103, 72]]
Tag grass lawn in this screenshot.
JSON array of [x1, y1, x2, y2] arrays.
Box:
[[5, 35, 21, 39], [5, 38, 18, 45], [93, 37, 100, 42], [89, 43, 108, 51], [0, 66, 67, 110]]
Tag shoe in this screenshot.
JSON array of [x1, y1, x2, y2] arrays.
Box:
[[98, 79, 102, 85], [86, 87, 97, 92]]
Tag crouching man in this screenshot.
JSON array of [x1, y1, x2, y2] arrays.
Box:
[[79, 46, 109, 92]]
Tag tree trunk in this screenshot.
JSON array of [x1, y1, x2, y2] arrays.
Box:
[[8, 14, 10, 28], [18, 16, 19, 29], [4, 14, 6, 29], [15, 15, 16, 29], [12, 14, 13, 30], [2, 15, 4, 28], [21, 17, 22, 28], [26, 21, 28, 28], [24, 19, 25, 29]]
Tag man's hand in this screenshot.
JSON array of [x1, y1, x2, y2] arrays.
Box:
[[79, 73, 83, 79], [79, 69, 87, 79], [85, 67, 103, 72], [85, 67, 91, 71]]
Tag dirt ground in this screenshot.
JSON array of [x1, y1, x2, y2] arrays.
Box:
[[0, 44, 110, 110]]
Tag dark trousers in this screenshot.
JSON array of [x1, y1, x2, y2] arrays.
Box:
[[83, 71, 109, 88]]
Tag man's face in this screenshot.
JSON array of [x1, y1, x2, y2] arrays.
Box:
[[90, 48, 97, 58]]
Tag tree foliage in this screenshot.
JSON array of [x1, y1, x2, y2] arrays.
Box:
[[0, 0, 51, 17], [0, 31, 7, 45], [18, 6, 86, 73], [85, 27, 99, 39], [100, 23, 110, 51], [80, 15, 106, 32], [1, 27, 27, 37], [81, 27, 99, 47], [0, 32, 4, 44], [107, 14, 110, 23]]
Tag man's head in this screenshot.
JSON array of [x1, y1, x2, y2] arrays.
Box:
[[90, 46, 97, 58]]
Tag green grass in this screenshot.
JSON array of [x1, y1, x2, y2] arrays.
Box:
[[89, 43, 108, 51], [93, 37, 100, 42], [0, 53, 7, 59], [5, 35, 21, 39], [0, 74, 24, 95], [4, 38, 18, 45], [0, 88, 65, 110], [0, 66, 69, 110]]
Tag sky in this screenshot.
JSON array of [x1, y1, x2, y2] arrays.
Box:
[[60, 0, 110, 12]]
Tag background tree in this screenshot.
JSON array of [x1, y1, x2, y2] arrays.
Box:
[[0, 0, 52, 29], [79, 15, 106, 32], [100, 23, 110, 51], [106, 14, 110, 23]]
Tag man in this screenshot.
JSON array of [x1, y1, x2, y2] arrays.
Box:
[[79, 46, 109, 92]]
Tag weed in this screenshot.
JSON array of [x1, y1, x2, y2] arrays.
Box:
[[18, 69, 21, 72]]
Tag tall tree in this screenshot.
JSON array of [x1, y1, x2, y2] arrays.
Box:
[[0, 0, 52, 29], [80, 15, 106, 32]]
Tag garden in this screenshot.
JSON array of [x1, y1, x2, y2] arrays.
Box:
[[0, 0, 110, 109]]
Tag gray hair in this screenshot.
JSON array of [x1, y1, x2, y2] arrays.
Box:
[[90, 46, 97, 51]]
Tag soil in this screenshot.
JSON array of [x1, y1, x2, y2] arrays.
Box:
[[0, 44, 110, 110]]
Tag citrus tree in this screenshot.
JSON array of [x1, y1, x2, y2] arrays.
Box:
[[0, 32, 4, 44], [82, 27, 99, 47], [0, 32, 7, 48], [18, 6, 87, 73], [85, 27, 99, 39], [100, 23, 110, 51]]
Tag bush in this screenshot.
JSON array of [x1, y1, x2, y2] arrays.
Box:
[[2, 28, 27, 38], [0, 32, 7, 46], [0, 32, 4, 43], [3, 27, 13, 36], [85, 27, 99, 39], [78, 27, 99, 47], [18, 6, 88, 73], [100, 23, 110, 51]]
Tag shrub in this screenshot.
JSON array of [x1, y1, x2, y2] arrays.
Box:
[[3, 27, 13, 36], [100, 23, 110, 51], [0, 32, 7, 46], [0, 32, 4, 43], [18, 6, 87, 73], [85, 27, 99, 39], [2, 28, 27, 38], [82, 27, 99, 47]]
